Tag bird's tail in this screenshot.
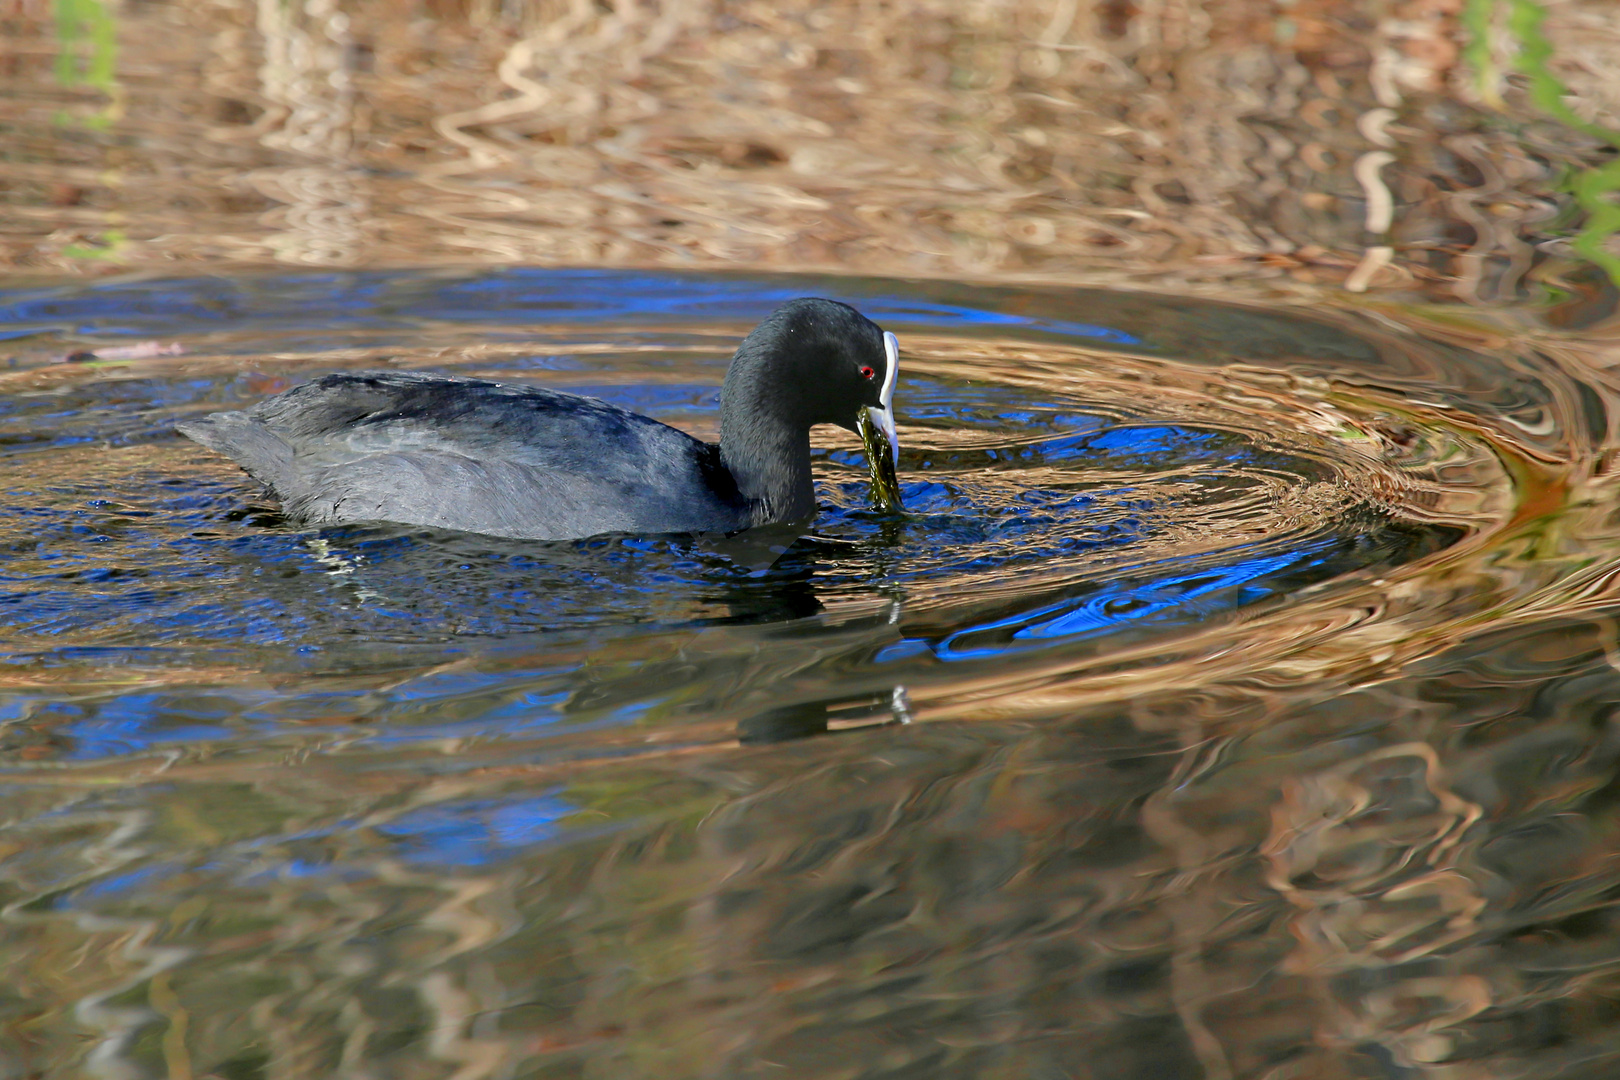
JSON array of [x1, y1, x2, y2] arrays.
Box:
[[176, 411, 295, 496]]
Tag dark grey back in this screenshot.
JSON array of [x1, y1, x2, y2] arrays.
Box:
[[178, 372, 753, 540]]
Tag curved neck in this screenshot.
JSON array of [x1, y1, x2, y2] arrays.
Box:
[[719, 369, 816, 526]]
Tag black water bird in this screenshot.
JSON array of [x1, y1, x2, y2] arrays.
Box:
[[178, 298, 902, 541]]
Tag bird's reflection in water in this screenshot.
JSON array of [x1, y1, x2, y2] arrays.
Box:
[[709, 522, 916, 743], [738, 688, 914, 744], [738, 699, 835, 743], [707, 547, 825, 624], [604, 522, 913, 743], [280, 519, 914, 743], [287, 520, 841, 636]]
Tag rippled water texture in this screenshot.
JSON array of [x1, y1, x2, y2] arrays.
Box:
[[2, 269, 1619, 1078]]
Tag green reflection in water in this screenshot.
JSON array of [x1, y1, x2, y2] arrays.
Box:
[[1466, 0, 1620, 287], [54, 0, 119, 120], [59, 228, 128, 261], [53, 0, 126, 260]]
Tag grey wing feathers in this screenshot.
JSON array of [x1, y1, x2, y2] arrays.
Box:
[[177, 371, 746, 540], [175, 411, 295, 496]]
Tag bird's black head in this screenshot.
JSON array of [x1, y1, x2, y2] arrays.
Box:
[[720, 297, 903, 517], [726, 297, 891, 431]]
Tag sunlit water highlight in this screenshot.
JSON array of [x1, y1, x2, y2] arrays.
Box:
[[1, 270, 1617, 1078]]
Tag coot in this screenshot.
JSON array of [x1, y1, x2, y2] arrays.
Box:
[[178, 298, 902, 541]]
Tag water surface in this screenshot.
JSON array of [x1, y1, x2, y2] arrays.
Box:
[[1, 269, 1616, 1078]]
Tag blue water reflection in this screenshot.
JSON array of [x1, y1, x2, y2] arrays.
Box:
[[0, 269, 1460, 765], [935, 532, 1350, 659], [0, 269, 1141, 345], [375, 794, 578, 866]]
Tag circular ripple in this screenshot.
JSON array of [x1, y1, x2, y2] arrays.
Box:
[[0, 270, 1515, 751], [0, 280, 1497, 654]]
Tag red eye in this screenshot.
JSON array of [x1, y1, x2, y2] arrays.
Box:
[[860, 366, 876, 380]]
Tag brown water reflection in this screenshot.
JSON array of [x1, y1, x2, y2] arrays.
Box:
[[6, 0, 1620, 301], [13, 620, 1620, 1079], [0, 268, 1614, 1079], [7, 1, 1620, 1079]]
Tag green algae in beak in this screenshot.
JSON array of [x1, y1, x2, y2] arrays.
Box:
[[858, 330, 903, 513], [858, 406, 902, 512]]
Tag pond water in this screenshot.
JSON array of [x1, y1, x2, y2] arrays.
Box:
[[3, 267, 1617, 1077]]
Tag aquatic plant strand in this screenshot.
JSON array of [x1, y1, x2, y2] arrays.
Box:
[[1466, 0, 1620, 285]]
